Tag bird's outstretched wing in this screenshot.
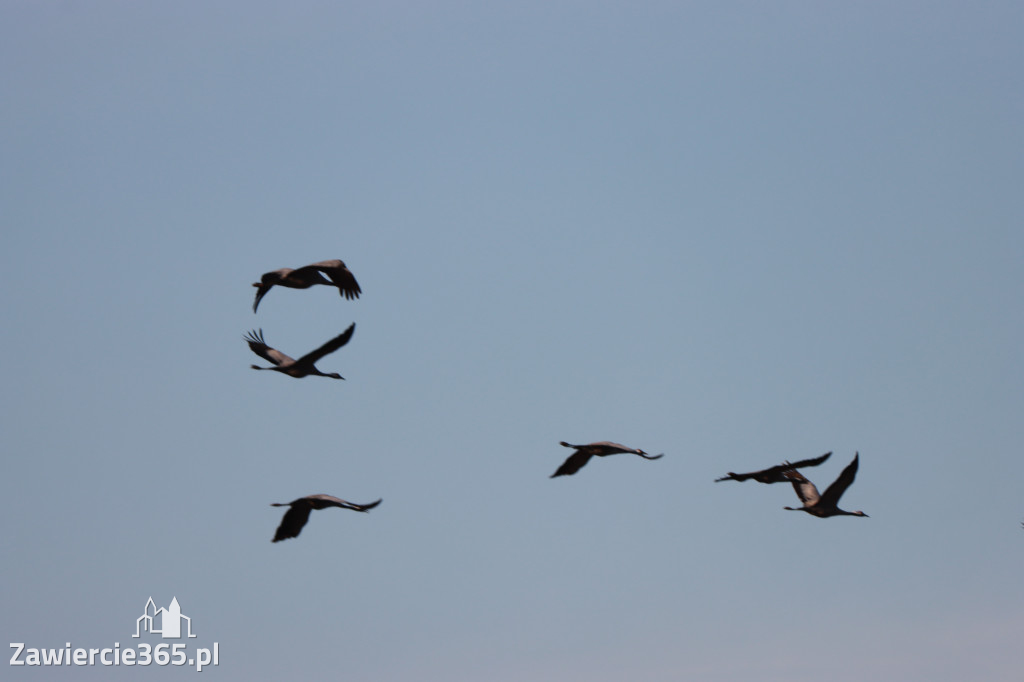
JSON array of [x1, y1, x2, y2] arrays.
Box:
[[312, 495, 382, 512], [783, 469, 821, 506], [295, 323, 356, 366], [252, 283, 272, 313], [312, 260, 361, 300], [245, 329, 295, 366], [580, 441, 662, 458], [272, 504, 312, 542], [715, 451, 832, 483], [785, 451, 833, 471], [551, 450, 593, 478], [819, 453, 859, 509]]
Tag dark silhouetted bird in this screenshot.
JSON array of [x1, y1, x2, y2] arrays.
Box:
[[783, 453, 868, 518], [244, 324, 355, 379], [715, 452, 832, 483], [551, 441, 663, 478], [252, 259, 361, 312], [271, 494, 381, 543]]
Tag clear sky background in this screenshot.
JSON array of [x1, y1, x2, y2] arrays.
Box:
[[2, 2, 1022, 680]]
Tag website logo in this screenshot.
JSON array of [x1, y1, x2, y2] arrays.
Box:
[[10, 596, 219, 671]]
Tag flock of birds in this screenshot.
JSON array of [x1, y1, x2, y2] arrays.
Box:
[[247, 258, 869, 542], [245, 259, 380, 542]]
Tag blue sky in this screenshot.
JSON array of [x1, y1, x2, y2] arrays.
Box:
[[2, 2, 1022, 680]]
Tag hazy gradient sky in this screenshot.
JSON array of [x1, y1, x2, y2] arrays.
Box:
[[2, 2, 1022, 680]]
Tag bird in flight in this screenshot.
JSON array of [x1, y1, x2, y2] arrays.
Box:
[[271, 494, 382, 543], [715, 452, 832, 483], [252, 259, 361, 312], [783, 453, 868, 518], [551, 441, 663, 478], [244, 324, 355, 379]]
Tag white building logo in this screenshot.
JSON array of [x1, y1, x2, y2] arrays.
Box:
[[133, 597, 196, 639]]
